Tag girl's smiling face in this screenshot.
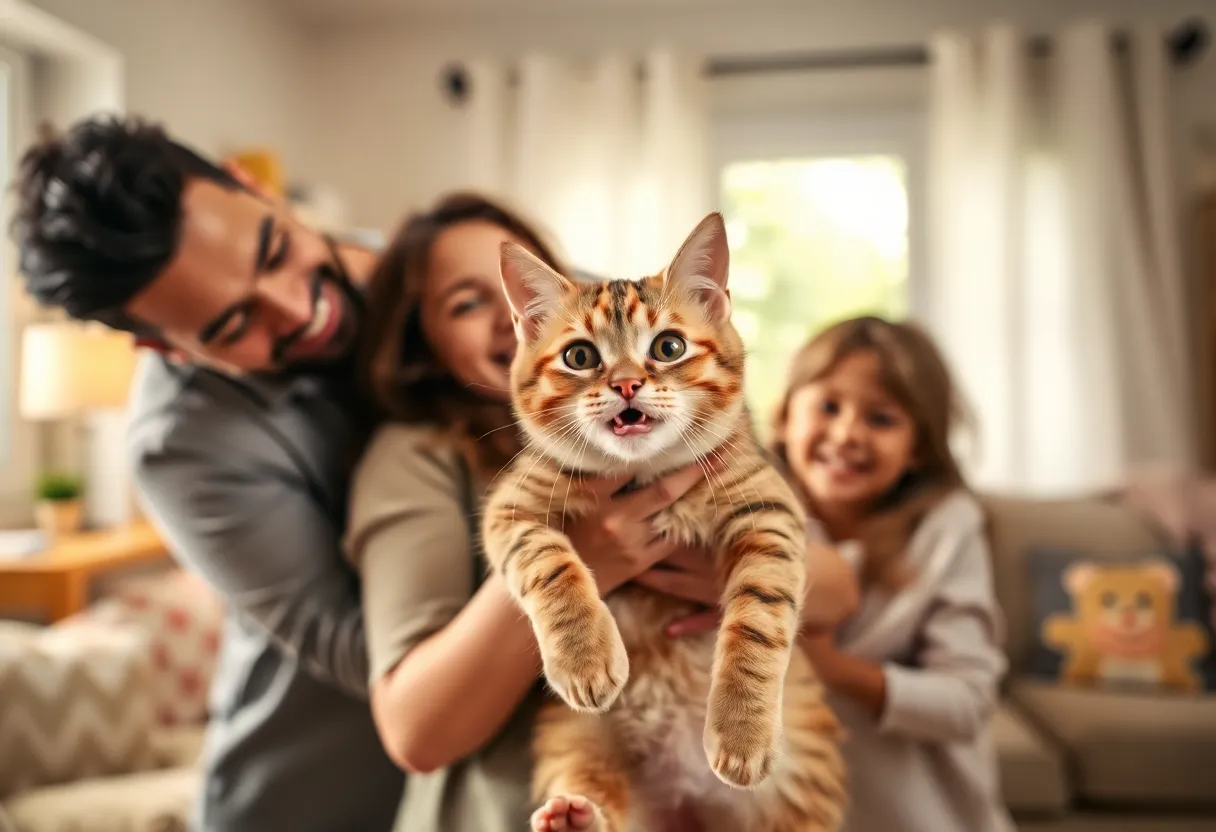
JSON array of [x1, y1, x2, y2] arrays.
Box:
[[783, 349, 918, 519]]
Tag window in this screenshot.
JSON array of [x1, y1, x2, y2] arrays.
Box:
[[710, 72, 925, 436], [721, 155, 910, 433]]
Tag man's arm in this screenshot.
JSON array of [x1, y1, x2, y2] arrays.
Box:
[[133, 434, 368, 698]]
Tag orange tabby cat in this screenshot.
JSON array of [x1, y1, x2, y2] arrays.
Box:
[[481, 213, 847, 832]]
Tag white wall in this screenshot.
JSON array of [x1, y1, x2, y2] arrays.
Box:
[[306, 0, 1216, 233], [26, 0, 316, 180]]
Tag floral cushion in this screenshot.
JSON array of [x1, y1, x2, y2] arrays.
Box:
[[65, 569, 224, 726]]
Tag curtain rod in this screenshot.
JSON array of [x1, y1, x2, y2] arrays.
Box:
[[443, 18, 1208, 102], [707, 18, 1209, 76]]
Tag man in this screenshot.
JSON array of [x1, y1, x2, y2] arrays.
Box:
[[12, 115, 402, 831]]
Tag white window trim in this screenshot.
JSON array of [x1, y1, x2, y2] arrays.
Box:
[[0, 41, 35, 526]]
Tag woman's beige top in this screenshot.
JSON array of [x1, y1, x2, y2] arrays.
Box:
[[344, 422, 539, 832]]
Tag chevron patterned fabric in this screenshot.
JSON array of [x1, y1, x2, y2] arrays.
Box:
[[0, 621, 159, 799]]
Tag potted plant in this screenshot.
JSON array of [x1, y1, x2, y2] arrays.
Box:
[[33, 472, 84, 539]]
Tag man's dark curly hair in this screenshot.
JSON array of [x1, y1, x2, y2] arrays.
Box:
[[11, 115, 242, 334]]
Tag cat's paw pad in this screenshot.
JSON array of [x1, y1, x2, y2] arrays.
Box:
[[531, 795, 601, 832], [704, 717, 780, 789], [542, 607, 629, 712]]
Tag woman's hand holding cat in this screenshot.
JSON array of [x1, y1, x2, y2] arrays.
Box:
[[566, 462, 710, 596]]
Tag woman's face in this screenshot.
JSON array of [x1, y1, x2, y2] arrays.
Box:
[[420, 219, 525, 401]]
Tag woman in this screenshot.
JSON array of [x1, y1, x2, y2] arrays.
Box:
[[344, 192, 859, 830]]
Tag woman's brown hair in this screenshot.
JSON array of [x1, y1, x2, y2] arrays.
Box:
[[770, 315, 973, 586], [357, 191, 570, 475]]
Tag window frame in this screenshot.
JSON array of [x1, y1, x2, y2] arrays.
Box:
[[709, 67, 929, 318], [0, 42, 36, 526]]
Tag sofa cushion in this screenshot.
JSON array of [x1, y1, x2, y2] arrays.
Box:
[[1, 765, 198, 832], [991, 700, 1071, 815], [1010, 678, 1216, 806], [0, 621, 158, 799], [149, 725, 207, 770], [980, 495, 1165, 678], [1027, 546, 1214, 694], [63, 568, 223, 727]]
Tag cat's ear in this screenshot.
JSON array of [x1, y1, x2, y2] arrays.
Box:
[[500, 242, 573, 340], [664, 212, 731, 322]]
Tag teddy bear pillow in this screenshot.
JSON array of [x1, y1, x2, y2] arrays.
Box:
[[1029, 548, 1215, 694]]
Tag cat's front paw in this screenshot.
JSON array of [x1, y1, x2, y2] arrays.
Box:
[[541, 603, 629, 712], [531, 795, 603, 832], [703, 704, 781, 788]]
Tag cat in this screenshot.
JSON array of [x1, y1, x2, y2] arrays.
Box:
[[480, 213, 848, 832]]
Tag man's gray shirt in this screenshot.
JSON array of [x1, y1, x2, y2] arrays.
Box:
[[127, 353, 403, 831]]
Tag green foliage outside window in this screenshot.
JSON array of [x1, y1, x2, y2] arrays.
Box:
[[721, 156, 910, 439]]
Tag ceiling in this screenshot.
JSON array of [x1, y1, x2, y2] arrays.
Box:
[[262, 0, 761, 25]]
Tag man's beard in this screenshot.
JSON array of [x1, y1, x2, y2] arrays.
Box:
[[265, 246, 366, 375]]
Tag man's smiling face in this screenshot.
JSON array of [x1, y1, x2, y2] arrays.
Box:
[[124, 178, 361, 373]]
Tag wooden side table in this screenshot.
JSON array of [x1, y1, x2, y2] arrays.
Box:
[[0, 522, 169, 623]]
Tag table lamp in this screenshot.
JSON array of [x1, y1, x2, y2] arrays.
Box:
[[19, 321, 140, 530]]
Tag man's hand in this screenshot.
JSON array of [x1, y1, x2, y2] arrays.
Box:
[[566, 463, 711, 597]]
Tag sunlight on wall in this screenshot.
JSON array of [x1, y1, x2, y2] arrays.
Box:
[[721, 155, 909, 436]]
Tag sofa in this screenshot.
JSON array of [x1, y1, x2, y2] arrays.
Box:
[[3, 496, 1213, 831], [982, 494, 1216, 832], [0, 569, 221, 832]]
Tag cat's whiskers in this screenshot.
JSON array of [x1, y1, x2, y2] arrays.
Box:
[[689, 407, 769, 522], [560, 427, 596, 526], [545, 415, 593, 526], [511, 414, 587, 523], [676, 409, 737, 507], [676, 430, 720, 516], [481, 407, 585, 497], [462, 381, 511, 396]]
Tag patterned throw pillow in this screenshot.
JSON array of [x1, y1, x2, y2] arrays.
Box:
[[1028, 546, 1215, 694], [0, 621, 159, 798], [64, 569, 224, 727]]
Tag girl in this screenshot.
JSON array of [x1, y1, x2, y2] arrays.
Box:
[[342, 193, 858, 831], [772, 315, 1016, 832]]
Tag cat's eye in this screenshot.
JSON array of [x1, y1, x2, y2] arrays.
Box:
[[1134, 591, 1153, 609], [1100, 591, 1118, 609], [650, 332, 687, 362], [562, 341, 601, 370]]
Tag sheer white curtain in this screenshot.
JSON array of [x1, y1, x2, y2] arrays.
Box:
[[925, 22, 1194, 496], [460, 50, 710, 277]]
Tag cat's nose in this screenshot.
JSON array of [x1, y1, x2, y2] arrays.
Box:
[[609, 377, 644, 400]]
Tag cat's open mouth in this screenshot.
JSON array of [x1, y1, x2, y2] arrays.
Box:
[[610, 408, 653, 437]]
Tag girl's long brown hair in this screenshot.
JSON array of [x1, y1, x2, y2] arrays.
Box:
[[357, 191, 570, 477], [770, 315, 974, 587]]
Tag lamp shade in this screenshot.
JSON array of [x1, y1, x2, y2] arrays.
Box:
[[19, 322, 138, 420]]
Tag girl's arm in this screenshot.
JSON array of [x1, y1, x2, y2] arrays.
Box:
[[804, 529, 1006, 743], [801, 540, 862, 633]]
